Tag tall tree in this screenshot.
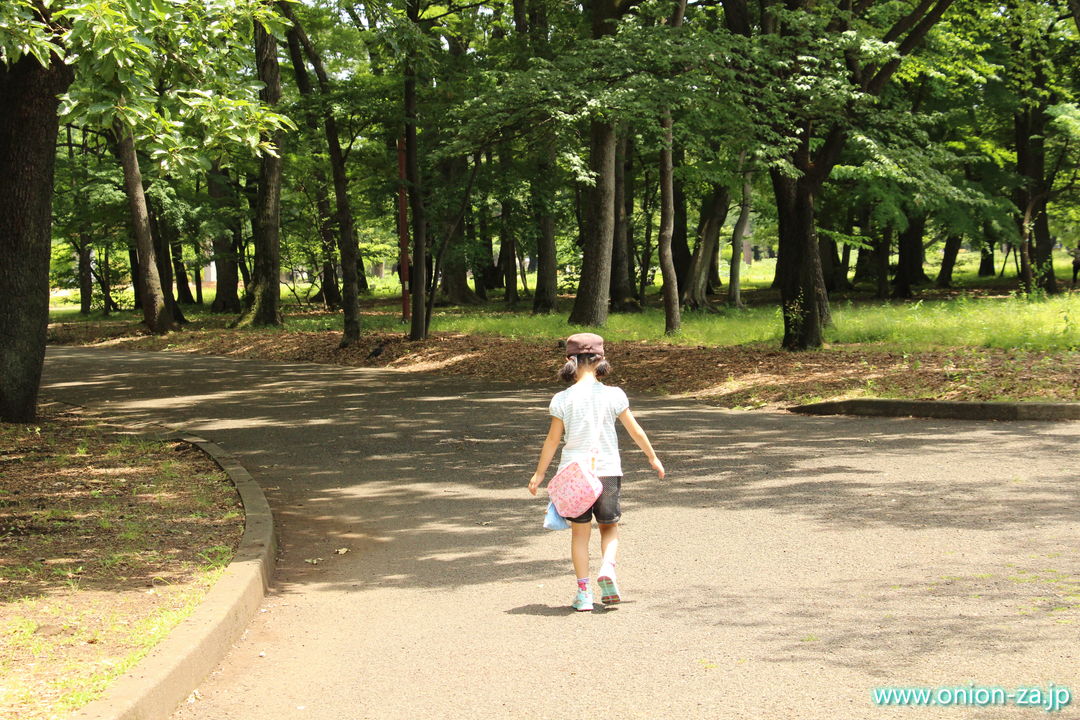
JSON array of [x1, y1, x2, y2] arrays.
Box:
[[113, 121, 175, 332], [724, 0, 955, 349], [657, 0, 687, 334], [610, 131, 637, 311], [527, 0, 560, 314], [568, 0, 641, 327], [1002, 0, 1078, 294], [283, 23, 343, 311], [683, 183, 731, 310], [727, 164, 754, 308], [405, 0, 430, 340], [0, 34, 73, 421], [239, 17, 285, 327], [279, 3, 365, 345], [207, 163, 244, 313]]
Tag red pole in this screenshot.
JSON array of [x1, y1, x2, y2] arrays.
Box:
[[396, 136, 410, 323]]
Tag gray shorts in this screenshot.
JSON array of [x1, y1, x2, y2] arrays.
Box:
[[567, 476, 622, 525]]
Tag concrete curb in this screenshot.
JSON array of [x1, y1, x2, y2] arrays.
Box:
[[36, 402, 276, 720], [789, 398, 1080, 422]]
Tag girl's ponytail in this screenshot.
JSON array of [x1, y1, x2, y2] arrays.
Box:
[[558, 353, 611, 382], [558, 355, 579, 382]]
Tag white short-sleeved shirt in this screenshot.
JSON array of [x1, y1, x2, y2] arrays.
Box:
[[549, 381, 630, 476]]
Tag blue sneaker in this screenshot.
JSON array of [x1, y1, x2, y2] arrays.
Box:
[[572, 589, 594, 611], [597, 565, 620, 604]]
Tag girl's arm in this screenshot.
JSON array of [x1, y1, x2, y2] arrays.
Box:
[[618, 408, 665, 479], [528, 417, 564, 495]]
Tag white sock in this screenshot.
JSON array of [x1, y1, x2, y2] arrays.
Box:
[[601, 541, 619, 570]]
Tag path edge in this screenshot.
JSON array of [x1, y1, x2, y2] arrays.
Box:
[[789, 398, 1080, 421], [63, 422, 276, 720]]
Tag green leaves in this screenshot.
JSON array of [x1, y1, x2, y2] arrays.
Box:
[[42, 0, 298, 180], [0, 0, 63, 68]]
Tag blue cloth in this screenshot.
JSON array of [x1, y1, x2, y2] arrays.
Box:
[[543, 501, 571, 530]]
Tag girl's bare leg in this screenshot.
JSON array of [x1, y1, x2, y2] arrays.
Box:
[[598, 522, 619, 568], [571, 521, 591, 580]]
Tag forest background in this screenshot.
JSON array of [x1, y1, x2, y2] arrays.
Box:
[[3, 0, 1080, 422]]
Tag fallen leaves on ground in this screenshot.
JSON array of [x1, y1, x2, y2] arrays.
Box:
[[0, 410, 243, 719], [48, 321, 1080, 408]]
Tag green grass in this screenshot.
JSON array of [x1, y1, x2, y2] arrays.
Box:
[[49, 249, 1080, 352], [828, 295, 1080, 351]]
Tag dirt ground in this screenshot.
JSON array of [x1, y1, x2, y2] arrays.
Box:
[[0, 409, 243, 719]]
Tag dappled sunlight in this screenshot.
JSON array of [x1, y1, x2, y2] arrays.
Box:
[[41, 347, 1080, 567], [35, 345, 1080, 705]]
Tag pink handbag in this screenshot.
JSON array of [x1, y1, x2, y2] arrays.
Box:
[[547, 461, 603, 518]]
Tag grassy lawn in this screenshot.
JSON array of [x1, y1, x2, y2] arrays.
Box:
[[50, 250, 1080, 352], [0, 412, 243, 719]]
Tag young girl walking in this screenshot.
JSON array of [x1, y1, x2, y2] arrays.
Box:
[[527, 333, 665, 611]]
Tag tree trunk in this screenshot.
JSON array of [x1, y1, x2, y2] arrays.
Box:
[[658, 114, 681, 334], [610, 131, 635, 311], [829, 211, 854, 291], [94, 244, 118, 314], [405, 0, 429, 340], [727, 169, 754, 308], [114, 121, 174, 333], [440, 247, 480, 304], [240, 19, 284, 327], [171, 236, 196, 304], [65, 126, 94, 315], [655, 0, 687, 331], [128, 244, 142, 309], [149, 204, 186, 324], [0, 55, 74, 421], [771, 170, 828, 349], [280, 4, 360, 343], [838, 243, 852, 290], [282, 25, 340, 311], [519, 0, 556, 315], [638, 167, 656, 303], [671, 145, 691, 291], [853, 245, 874, 285], [569, 0, 638, 326], [78, 241, 93, 313], [819, 234, 838, 293], [479, 151, 500, 290], [193, 253, 203, 304], [893, 212, 927, 299], [466, 212, 487, 300], [532, 148, 558, 313], [498, 148, 518, 305], [682, 183, 730, 309], [1032, 206, 1055, 293], [319, 257, 342, 309], [936, 234, 962, 288], [1013, 82, 1057, 294], [438, 158, 481, 306], [569, 119, 616, 326], [207, 164, 243, 313], [978, 243, 995, 276], [477, 187, 499, 289], [707, 240, 723, 295], [623, 135, 637, 298], [281, 6, 363, 341], [876, 228, 892, 300]]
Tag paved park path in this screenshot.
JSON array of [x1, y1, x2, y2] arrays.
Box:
[[42, 346, 1080, 719]]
